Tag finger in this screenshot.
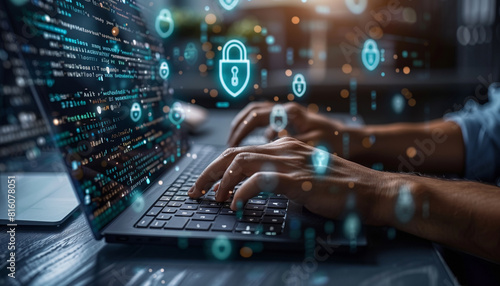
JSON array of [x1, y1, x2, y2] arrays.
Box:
[[216, 153, 302, 202], [264, 126, 278, 141], [228, 108, 273, 147], [188, 145, 280, 198], [228, 102, 273, 143], [230, 172, 292, 210]]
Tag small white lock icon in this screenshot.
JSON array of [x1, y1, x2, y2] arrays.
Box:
[[270, 104, 288, 132], [130, 102, 142, 122], [155, 9, 174, 39], [159, 61, 169, 80], [292, 74, 307, 98]]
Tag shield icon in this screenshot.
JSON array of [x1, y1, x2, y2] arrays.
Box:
[[219, 40, 250, 98], [219, 0, 239, 11]]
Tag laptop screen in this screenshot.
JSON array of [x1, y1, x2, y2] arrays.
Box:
[[4, 0, 189, 237]]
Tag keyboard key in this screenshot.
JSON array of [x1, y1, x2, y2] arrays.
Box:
[[146, 207, 163, 216], [155, 201, 167, 207], [167, 201, 182, 207], [192, 214, 216, 221], [177, 191, 189, 196], [185, 198, 202, 204], [181, 204, 199, 210], [157, 214, 172, 220], [198, 207, 220, 214], [243, 210, 263, 217], [268, 200, 287, 209], [265, 209, 286, 216], [245, 204, 265, 211], [172, 196, 187, 201], [159, 196, 172, 201], [150, 220, 166, 229], [212, 217, 236, 232], [262, 217, 284, 224], [164, 217, 189, 230], [186, 221, 212, 231], [164, 191, 176, 196], [239, 217, 260, 223], [172, 184, 182, 188], [263, 224, 283, 235], [136, 216, 153, 228], [220, 209, 236, 215], [176, 210, 194, 217], [201, 201, 222, 207], [248, 199, 266, 205], [235, 222, 259, 232], [162, 207, 177, 214]]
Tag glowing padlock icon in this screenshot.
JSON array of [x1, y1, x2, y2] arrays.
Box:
[[345, 0, 368, 15], [270, 104, 288, 132], [361, 39, 381, 71], [159, 60, 169, 80], [184, 42, 198, 66], [169, 102, 186, 126], [292, 73, 307, 98], [130, 102, 142, 122], [312, 146, 330, 175], [155, 9, 174, 38], [219, 0, 239, 11], [219, 40, 250, 98]]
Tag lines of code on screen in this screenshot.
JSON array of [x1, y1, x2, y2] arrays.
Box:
[[5, 0, 186, 234]]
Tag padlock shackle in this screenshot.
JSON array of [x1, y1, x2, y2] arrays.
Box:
[[223, 39, 247, 61]]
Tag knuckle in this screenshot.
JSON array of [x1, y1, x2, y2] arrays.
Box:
[[223, 147, 240, 157]]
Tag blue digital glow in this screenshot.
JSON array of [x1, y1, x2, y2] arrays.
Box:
[[361, 39, 381, 71], [219, 39, 250, 98], [184, 42, 198, 66], [219, 0, 239, 11], [155, 9, 174, 38], [269, 104, 288, 132], [211, 235, 232, 260], [266, 35, 275, 45], [345, 0, 368, 15], [312, 146, 330, 175], [394, 185, 415, 223], [159, 60, 170, 80], [392, 94, 405, 114], [169, 102, 186, 126], [292, 73, 307, 98], [130, 102, 142, 122]]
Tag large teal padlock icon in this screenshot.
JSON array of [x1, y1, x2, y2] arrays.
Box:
[[361, 39, 380, 71], [292, 73, 307, 98], [130, 102, 142, 122], [184, 42, 198, 66], [155, 9, 174, 38], [219, 39, 250, 98]]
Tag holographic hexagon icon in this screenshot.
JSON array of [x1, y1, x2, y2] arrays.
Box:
[[169, 102, 186, 126], [219, 0, 239, 11], [219, 39, 250, 98], [312, 146, 330, 175], [345, 0, 368, 15], [270, 104, 288, 133], [155, 9, 174, 38], [292, 74, 307, 98], [361, 39, 381, 71]]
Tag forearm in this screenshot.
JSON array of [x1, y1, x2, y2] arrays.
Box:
[[377, 173, 500, 262], [344, 120, 465, 175]]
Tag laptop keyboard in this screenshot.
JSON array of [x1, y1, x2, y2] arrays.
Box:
[[135, 146, 288, 235]]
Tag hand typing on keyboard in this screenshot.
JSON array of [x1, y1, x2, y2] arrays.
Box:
[[189, 137, 391, 225]]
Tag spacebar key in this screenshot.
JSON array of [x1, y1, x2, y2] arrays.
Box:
[[164, 217, 189, 229]]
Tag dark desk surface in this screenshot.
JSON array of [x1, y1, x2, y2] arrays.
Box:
[[0, 110, 459, 286]]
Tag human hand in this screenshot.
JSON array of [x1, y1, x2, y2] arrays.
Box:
[[189, 137, 394, 225], [227, 102, 346, 150]]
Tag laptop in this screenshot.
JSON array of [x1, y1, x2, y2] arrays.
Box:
[[3, 0, 366, 251], [0, 8, 78, 226]]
